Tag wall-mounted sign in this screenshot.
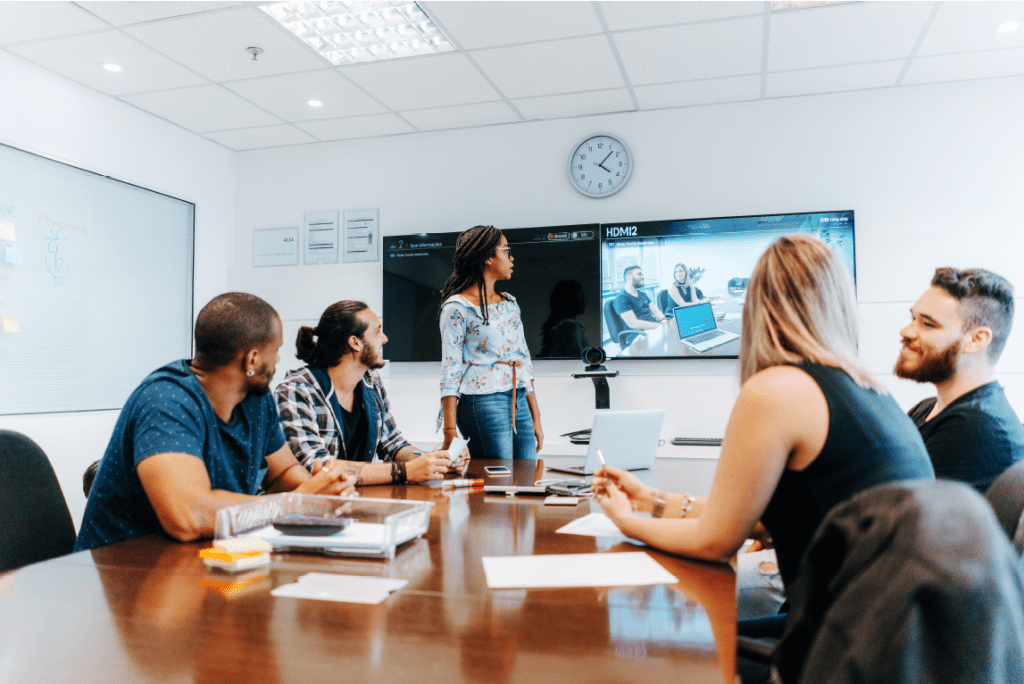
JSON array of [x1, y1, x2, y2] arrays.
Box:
[[304, 210, 339, 265], [343, 208, 379, 263], [253, 226, 299, 267]]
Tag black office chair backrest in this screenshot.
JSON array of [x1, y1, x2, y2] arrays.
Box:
[[775, 480, 1024, 684], [0, 430, 77, 572], [603, 298, 626, 343], [985, 459, 1024, 556], [656, 289, 672, 316]]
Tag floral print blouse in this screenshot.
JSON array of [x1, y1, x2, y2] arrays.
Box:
[[439, 293, 535, 399]]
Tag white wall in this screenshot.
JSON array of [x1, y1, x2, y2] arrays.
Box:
[[230, 75, 1024, 451], [0, 52, 236, 530]]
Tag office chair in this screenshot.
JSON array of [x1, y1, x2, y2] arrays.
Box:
[[656, 289, 674, 317], [985, 460, 1024, 556], [0, 430, 77, 572], [603, 299, 646, 348], [771, 480, 1024, 684]]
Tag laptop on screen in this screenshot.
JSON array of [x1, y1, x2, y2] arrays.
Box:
[[547, 409, 665, 476], [674, 302, 739, 353]]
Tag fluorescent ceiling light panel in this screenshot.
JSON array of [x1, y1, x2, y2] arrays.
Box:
[[308, 99, 323, 106], [103, 63, 122, 72], [771, 1, 853, 11], [260, 1, 455, 66], [997, 21, 1020, 33]]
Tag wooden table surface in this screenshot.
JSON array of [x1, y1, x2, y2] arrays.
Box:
[[0, 457, 735, 684]]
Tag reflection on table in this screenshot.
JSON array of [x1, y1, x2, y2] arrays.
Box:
[[0, 458, 735, 684]]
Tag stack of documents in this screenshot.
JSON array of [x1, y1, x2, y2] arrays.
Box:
[[481, 552, 677, 589], [271, 572, 408, 604]]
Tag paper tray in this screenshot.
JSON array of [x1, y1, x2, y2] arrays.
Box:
[[214, 494, 433, 560]]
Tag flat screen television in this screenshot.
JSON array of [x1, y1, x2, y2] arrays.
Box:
[[382, 224, 601, 362], [599, 210, 855, 359]]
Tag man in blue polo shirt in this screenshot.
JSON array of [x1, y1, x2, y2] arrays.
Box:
[[612, 265, 668, 346], [76, 293, 353, 551]]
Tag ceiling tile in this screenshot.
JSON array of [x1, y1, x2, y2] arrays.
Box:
[[340, 52, 500, 110], [296, 114, 416, 141], [124, 6, 326, 81], [767, 60, 904, 98], [768, 2, 935, 71], [599, 1, 764, 31], [7, 30, 207, 96], [77, 1, 241, 27], [204, 124, 316, 151], [471, 35, 624, 98], [122, 84, 282, 132], [918, 1, 1024, 56], [634, 75, 761, 109], [423, 1, 602, 49], [401, 101, 519, 131], [512, 89, 634, 120], [903, 48, 1024, 85], [224, 70, 386, 121], [613, 17, 763, 85], [0, 1, 107, 46]]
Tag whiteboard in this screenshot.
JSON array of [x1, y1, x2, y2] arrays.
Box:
[[0, 143, 194, 414]]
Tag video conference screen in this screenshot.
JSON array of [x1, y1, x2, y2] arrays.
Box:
[[382, 225, 601, 362], [600, 211, 856, 359]]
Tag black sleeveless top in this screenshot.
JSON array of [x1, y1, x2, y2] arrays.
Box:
[[760, 364, 934, 589]]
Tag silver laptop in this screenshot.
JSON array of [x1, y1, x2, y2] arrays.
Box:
[[674, 302, 739, 353], [547, 409, 665, 476]]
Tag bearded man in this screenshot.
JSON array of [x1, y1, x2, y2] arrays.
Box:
[[895, 267, 1024, 492]]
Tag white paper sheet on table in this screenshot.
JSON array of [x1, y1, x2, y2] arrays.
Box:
[[481, 552, 677, 589], [556, 512, 641, 543], [271, 572, 408, 604]]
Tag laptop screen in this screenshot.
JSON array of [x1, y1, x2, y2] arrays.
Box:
[[674, 302, 717, 338]]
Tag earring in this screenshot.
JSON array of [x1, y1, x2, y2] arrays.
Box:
[[246, 369, 255, 377]]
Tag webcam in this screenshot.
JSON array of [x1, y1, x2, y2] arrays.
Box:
[[582, 346, 606, 371]]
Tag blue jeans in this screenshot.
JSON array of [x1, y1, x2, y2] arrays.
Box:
[[456, 390, 536, 460]]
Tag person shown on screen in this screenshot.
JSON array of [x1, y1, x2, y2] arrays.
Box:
[[613, 265, 668, 332], [592, 235, 933, 612], [539, 279, 590, 359], [661, 262, 707, 317], [75, 293, 355, 552], [894, 268, 1024, 492], [438, 225, 544, 459], [275, 300, 460, 485]]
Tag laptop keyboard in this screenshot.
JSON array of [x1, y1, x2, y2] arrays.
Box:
[[687, 329, 727, 344]]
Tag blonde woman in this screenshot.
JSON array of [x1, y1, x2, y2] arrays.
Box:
[[594, 235, 934, 587], [661, 262, 706, 317]]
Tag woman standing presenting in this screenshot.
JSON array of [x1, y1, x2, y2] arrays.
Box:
[[438, 225, 543, 459]]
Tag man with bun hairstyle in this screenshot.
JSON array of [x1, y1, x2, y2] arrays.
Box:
[[275, 301, 459, 485], [76, 293, 354, 551], [895, 267, 1024, 492]]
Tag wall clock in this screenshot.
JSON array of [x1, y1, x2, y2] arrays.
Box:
[[568, 134, 633, 198]]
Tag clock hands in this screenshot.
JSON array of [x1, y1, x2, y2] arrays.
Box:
[[597, 150, 614, 173]]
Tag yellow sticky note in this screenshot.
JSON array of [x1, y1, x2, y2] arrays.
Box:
[[2, 316, 18, 334]]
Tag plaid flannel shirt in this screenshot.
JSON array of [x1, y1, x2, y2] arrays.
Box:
[[274, 366, 409, 469]]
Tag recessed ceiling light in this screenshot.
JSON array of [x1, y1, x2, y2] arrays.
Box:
[[260, 1, 455, 66], [997, 21, 1020, 33], [103, 63, 122, 72], [308, 100, 323, 107]]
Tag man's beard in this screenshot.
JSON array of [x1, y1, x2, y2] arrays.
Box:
[[246, 362, 274, 397], [360, 344, 385, 370], [894, 339, 960, 384]]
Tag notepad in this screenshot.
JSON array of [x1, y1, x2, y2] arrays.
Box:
[[271, 572, 408, 604], [481, 552, 677, 589], [556, 512, 639, 543]]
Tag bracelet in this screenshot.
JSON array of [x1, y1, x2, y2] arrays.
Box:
[[442, 427, 458, 432], [398, 461, 408, 484], [391, 462, 400, 484], [651, 491, 668, 518]]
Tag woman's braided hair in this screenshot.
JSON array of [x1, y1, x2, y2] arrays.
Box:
[[438, 225, 507, 325]]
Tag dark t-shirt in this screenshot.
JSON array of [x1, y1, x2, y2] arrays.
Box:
[[907, 382, 1024, 493], [308, 365, 372, 462], [760, 364, 934, 589], [612, 290, 659, 324], [75, 360, 286, 552]]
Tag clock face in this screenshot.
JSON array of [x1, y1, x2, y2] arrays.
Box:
[[568, 134, 632, 198]]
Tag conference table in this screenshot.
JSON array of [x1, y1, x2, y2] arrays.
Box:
[[0, 456, 737, 684], [620, 296, 743, 358]]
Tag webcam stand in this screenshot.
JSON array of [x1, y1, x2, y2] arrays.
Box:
[[571, 364, 618, 410]]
